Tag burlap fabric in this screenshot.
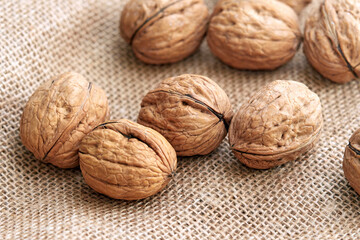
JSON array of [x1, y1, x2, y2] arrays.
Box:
[[1, 0, 360, 239]]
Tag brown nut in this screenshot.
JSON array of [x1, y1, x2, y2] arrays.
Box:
[[79, 119, 177, 200], [278, 0, 312, 14], [343, 128, 360, 195], [20, 72, 110, 168], [303, 0, 360, 83], [229, 80, 323, 169], [207, 0, 301, 70], [137, 74, 233, 156], [120, 0, 209, 64]]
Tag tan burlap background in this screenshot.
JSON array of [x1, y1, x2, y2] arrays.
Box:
[[1, 0, 360, 239]]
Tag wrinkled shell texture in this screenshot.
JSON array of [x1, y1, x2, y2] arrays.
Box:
[[20, 72, 110, 168], [138, 74, 233, 156], [79, 119, 177, 200], [279, 0, 312, 14], [229, 80, 323, 169], [304, 0, 360, 83], [120, 0, 209, 64], [343, 128, 360, 195], [207, 0, 301, 70]]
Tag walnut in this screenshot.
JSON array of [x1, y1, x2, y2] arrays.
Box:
[[79, 119, 177, 200], [120, 0, 209, 64], [229, 80, 323, 169], [303, 0, 360, 83], [137, 74, 233, 156], [207, 0, 301, 70], [343, 128, 360, 195], [278, 0, 312, 14], [20, 72, 110, 168]]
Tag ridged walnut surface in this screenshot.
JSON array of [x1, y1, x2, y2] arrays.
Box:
[[279, 0, 312, 14], [138, 74, 233, 156], [79, 119, 177, 200], [120, 0, 209, 64], [303, 0, 360, 83], [343, 129, 360, 195], [207, 0, 301, 70], [20, 72, 110, 168], [229, 80, 323, 169]]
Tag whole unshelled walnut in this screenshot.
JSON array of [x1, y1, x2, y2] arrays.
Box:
[[138, 74, 233, 156], [278, 0, 312, 14], [229, 80, 323, 169], [120, 0, 209, 64], [20, 72, 110, 168], [79, 119, 177, 200], [207, 0, 301, 70], [303, 0, 360, 83], [343, 128, 360, 195]]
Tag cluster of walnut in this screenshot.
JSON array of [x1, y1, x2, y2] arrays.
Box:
[[120, 0, 308, 70], [121, 0, 360, 84], [19, 0, 360, 199], [20, 72, 177, 200], [138, 76, 323, 170], [20, 72, 324, 200]]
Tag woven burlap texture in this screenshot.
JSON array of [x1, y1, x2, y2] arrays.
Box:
[[1, 0, 360, 239]]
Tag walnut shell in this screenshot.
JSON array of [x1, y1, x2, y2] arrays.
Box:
[[79, 119, 177, 200], [137, 74, 233, 156], [20, 72, 110, 168], [120, 0, 209, 64], [343, 128, 360, 195], [303, 0, 360, 83], [278, 0, 312, 14], [207, 0, 301, 70], [229, 80, 323, 169]]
